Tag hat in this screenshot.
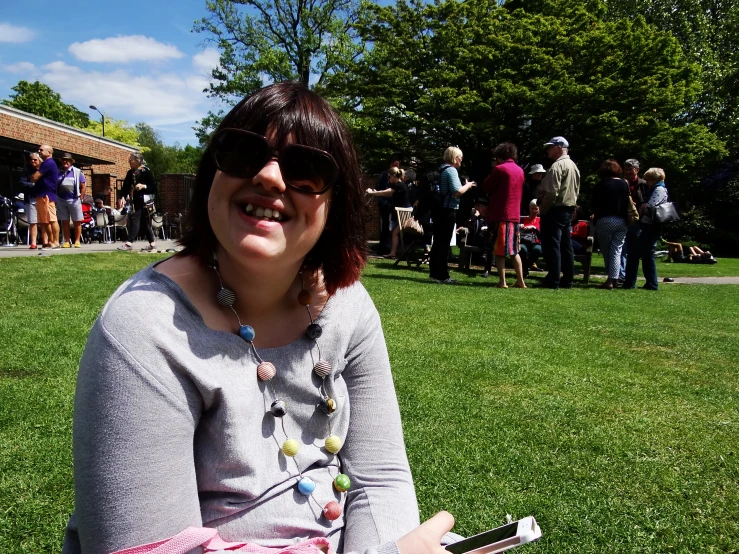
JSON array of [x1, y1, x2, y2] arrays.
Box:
[[544, 136, 569, 148], [528, 164, 546, 175], [61, 152, 75, 162]]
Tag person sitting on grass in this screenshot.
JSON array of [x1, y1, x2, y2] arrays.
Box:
[[665, 241, 717, 264]]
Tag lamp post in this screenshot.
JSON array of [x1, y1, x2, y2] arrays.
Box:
[[89, 105, 105, 137]]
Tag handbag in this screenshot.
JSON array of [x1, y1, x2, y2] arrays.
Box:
[[112, 526, 333, 554], [651, 201, 680, 224], [626, 194, 639, 226]]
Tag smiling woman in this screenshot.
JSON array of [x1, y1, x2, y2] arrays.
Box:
[[62, 82, 455, 554]]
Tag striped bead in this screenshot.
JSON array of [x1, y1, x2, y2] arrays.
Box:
[[313, 360, 331, 378], [216, 287, 236, 307], [257, 361, 276, 381]]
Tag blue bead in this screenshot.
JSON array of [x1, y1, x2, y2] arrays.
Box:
[[297, 477, 316, 495], [238, 325, 255, 342]]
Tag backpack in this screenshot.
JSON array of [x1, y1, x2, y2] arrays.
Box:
[[430, 164, 452, 215]]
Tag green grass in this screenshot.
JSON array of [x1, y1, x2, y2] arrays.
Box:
[[589, 254, 739, 279], [1, 254, 738, 553]]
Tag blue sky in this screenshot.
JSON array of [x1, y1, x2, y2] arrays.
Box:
[[1, 0, 225, 146]]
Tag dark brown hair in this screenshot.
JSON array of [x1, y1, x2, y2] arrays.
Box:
[[492, 142, 517, 161], [178, 81, 367, 295], [598, 158, 623, 179]]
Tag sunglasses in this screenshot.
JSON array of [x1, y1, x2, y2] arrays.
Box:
[[210, 128, 339, 195]]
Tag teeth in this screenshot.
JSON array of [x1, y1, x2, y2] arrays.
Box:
[[246, 204, 254, 213], [273, 211, 281, 221], [243, 203, 283, 221], [264, 208, 273, 218], [255, 207, 265, 218]]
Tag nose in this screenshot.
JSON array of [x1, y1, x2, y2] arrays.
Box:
[[251, 158, 287, 194]]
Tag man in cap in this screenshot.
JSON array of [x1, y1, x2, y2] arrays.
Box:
[[57, 152, 87, 247], [618, 159, 648, 283], [522, 164, 547, 215], [538, 136, 580, 289], [30, 144, 60, 249]]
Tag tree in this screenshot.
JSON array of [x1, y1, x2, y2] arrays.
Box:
[[85, 118, 141, 147], [2, 80, 90, 128], [136, 123, 202, 177], [192, 0, 366, 140]]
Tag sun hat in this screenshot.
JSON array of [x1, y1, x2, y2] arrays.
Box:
[[528, 164, 546, 174], [60, 152, 76, 162]]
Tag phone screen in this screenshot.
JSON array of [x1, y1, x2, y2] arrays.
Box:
[[445, 521, 519, 554]]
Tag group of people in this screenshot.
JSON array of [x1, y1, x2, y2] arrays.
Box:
[[18, 146, 159, 251], [373, 136, 677, 290], [19, 146, 87, 249]]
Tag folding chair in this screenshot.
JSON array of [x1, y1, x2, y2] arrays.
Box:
[[393, 207, 425, 268]]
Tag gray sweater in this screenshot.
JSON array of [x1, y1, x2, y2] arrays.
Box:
[[62, 264, 420, 554]]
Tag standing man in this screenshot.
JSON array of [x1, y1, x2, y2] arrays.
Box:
[[57, 153, 86, 248], [482, 142, 526, 287], [375, 156, 401, 255], [19, 153, 41, 249], [117, 152, 157, 251], [31, 144, 60, 249], [539, 136, 580, 289], [619, 159, 648, 283]]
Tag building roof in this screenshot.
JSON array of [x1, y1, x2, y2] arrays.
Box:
[[0, 135, 115, 166], [0, 104, 139, 153]]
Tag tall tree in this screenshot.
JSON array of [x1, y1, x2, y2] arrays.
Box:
[[193, 0, 365, 140], [85, 118, 141, 147], [2, 80, 90, 128]]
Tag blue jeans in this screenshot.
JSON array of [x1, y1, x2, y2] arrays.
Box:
[[624, 223, 660, 289], [619, 224, 640, 280], [541, 206, 575, 288]]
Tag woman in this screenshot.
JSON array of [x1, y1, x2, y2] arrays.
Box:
[[591, 159, 629, 290], [63, 83, 453, 554], [519, 199, 542, 277], [428, 147, 476, 284], [366, 166, 411, 258], [117, 152, 157, 251], [19, 152, 41, 249], [623, 167, 669, 290]]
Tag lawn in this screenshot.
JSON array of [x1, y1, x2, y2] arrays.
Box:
[[1, 254, 738, 553]]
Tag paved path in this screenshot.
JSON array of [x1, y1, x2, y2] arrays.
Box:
[[0, 240, 181, 258], [666, 276, 739, 285]]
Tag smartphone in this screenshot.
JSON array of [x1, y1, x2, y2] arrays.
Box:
[[444, 516, 541, 554]]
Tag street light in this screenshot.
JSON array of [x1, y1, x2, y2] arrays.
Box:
[[89, 105, 105, 137]]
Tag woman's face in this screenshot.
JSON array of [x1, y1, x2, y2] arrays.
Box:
[[129, 156, 141, 170], [453, 154, 463, 169], [29, 156, 40, 169], [208, 133, 332, 271], [644, 176, 657, 187]]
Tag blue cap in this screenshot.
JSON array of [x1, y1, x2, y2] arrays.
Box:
[[544, 136, 569, 148]]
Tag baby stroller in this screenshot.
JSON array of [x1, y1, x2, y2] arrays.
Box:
[[80, 202, 95, 244], [0, 196, 19, 247]]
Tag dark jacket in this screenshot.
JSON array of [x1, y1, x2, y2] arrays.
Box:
[[592, 177, 629, 222], [628, 178, 649, 210], [120, 166, 155, 209]]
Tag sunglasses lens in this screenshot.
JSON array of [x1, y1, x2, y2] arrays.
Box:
[[281, 145, 338, 194], [212, 130, 269, 178]]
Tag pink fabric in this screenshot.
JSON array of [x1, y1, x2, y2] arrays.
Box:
[[483, 159, 525, 223], [111, 527, 332, 554]]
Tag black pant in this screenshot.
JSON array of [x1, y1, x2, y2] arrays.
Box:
[[430, 208, 456, 280], [128, 207, 155, 244], [378, 203, 393, 254], [541, 206, 575, 288]]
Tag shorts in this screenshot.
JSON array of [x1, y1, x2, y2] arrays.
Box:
[[57, 197, 84, 222], [36, 196, 57, 224], [24, 199, 37, 225], [492, 221, 520, 257], [389, 219, 399, 231]]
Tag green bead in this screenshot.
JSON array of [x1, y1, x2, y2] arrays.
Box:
[[334, 473, 351, 492]]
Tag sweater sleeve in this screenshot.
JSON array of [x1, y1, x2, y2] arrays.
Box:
[[339, 289, 420, 554], [64, 315, 204, 554]]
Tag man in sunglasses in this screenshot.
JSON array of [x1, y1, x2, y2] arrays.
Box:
[[30, 144, 61, 249]]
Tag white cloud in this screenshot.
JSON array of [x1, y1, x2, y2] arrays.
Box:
[[3, 61, 37, 74], [192, 48, 221, 75], [68, 35, 184, 63], [39, 61, 207, 126], [0, 23, 35, 43]]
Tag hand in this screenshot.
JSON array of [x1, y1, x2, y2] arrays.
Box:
[[397, 511, 455, 554], [135, 184, 146, 190], [469, 181, 477, 187], [366, 188, 374, 195]]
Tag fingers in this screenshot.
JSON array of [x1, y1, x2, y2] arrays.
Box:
[[420, 511, 456, 542]]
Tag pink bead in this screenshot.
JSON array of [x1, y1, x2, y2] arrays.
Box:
[[313, 360, 331, 378], [323, 501, 342, 521], [257, 362, 276, 381]]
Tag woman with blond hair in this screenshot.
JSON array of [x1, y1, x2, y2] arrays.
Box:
[[428, 146, 476, 284], [623, 167, 669, 290]]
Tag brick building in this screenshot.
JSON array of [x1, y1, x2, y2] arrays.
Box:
[[0, 104, 138, 205]]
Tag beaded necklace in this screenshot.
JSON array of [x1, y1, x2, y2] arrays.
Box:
[[209, 258, 350, 522]]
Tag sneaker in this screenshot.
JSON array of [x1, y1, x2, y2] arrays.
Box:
[[480, 271, 490, 278], [141, 245, 156, 252], [50, 245, 61, 250], [441, 278, 458, 284], [117, 244, 133, 251], [62, 242, 71, 248], [29, 244, 37, 250], [73, 242, 81, 248], [428, 276, 442, 283]]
